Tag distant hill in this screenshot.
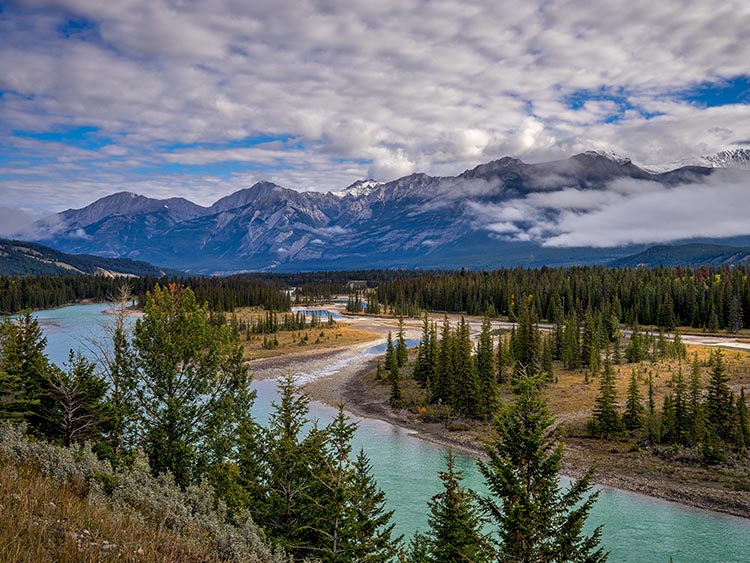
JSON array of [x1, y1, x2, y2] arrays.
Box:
[[0, 238, 180, 277], [611, 244, 750, 268]]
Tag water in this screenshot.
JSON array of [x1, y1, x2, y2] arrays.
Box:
[[36, 304, 750, 562]]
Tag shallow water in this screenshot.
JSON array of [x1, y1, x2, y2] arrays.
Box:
[[38, 304, 750, 562]]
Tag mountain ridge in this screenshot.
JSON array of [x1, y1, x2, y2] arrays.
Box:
[[19, 151, 750, 273]]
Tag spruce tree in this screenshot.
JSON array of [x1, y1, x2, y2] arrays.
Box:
[[396, 316, 408, 367], [737, 388, 750, 455], [453, 317, 478, 416], [688, 354, 704, 444], [622, 369, 644, 431], [388, 345, 401, 403], [420, 452, 493, 563], [590, 355, 622, 438], [705, 349, 734, 442], [478, 371, 608, 563], [45, 350, 108, 448], [476, 317, 497, 419]]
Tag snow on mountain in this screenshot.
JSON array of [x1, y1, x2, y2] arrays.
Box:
[[340, 179, 383, 198], [650, 148, 750, 172]]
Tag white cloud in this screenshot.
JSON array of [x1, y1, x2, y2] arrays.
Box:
[[0, 1, 749, 211]]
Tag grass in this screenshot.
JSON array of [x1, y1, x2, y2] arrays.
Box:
[[230, 307, 379, 360], [0, 460, 219, 563]]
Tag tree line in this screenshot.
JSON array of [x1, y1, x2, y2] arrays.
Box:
[[0, 274, 291, 314], [375, 266, 750, 332]]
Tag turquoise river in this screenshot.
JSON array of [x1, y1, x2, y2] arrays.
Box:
[[33, 303, 750, 563]]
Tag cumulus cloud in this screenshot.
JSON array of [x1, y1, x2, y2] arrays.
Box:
[[0, 1, 749, 211], [469, 169, 750, 247]]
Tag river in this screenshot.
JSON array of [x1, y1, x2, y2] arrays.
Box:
[[34, 303, 750, 562]]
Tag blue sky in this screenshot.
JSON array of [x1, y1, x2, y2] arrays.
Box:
[[0, 0, 749, 214]]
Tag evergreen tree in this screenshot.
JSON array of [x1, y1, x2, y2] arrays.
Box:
[[388, 344, 401, 404], [478, 371, 608, 563], [132, 284, 251, 487], [433, 316, 454, 405], [590, 355, 622, 438], [453, 317, 477, 416], [419, 452, 493, 563], [347, 450, 401, 562], [705, 349, 734, 443], [688, 354, 704, 444], [476, 317, 497, 419], [384, 332, 395, 371], [240, 374, 322, 552], [562, 311, 581, 370], [514, 295, 541, 379], [396, 317, 408, 367], [413, 315, 432, 386], [45, 350, 108, 448], [622, 369, 644, 431], [672, 367, 688, 444], [737, 388, 750, 455], [0, 311, 51, 433], [625, 324, 646, 363], [728, 294, 744, 334]]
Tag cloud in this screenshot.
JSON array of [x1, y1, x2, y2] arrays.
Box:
[[469, 169, 750, 247], [0, 1, 749, 211]]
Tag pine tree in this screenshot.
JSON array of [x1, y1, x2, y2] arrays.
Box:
[[478, 371, 608, 563], [705, 349, 734, 443], [396, 316, 408, 367], [688, 354, 704, 444], [388, 344, 401, 404], [728, 294, 744, 334], [413, 315, 432, 386], [433, 316, 454, 405], [132, 284, 251, 487], [347, 450, 401, 562], [419, 452, 493, 563], [514, 295, 541, 379], [737, 388, 750, 455], [590, 355, 622, 438], [45, 350, 108, 448], [0, 311, 51, 433], [453, 317, 477, 416], [384, 331, 395, 370], [672, 367, 688, 444], [476, 317, 497, 419], [562, 311, 581, 370], [622, 369, 644, 431]]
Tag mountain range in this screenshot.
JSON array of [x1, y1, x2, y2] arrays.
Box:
[[21, 150, 750, 274]]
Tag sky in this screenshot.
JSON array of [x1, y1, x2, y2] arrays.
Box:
[[1, 0, 749, 220]]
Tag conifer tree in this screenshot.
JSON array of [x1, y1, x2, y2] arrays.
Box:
[[476, 317, 497, 419], [453, 317, 477, 416], [396, 316, 408, 367], [45, 350, 108, 448], [688, 354, 704, 443], [737, 388, 750, 455], [478, 371, 608, 563], [0, 311, 51, 432], [418, 452, 493, 563], [705, 349, 734, 442], [347, 450, 401, 562], [413, 315, 432, 386], [132, 284, 251, 487], [388, 345, 401, 403], [433, 316, 454, 404], [514, 295, 541, 380], [384, 331, 395, 370], [672, 367, 688, 444], [622, 369, 644, 431], [562, 311, 581, 370], [590, 355, 622, 438]]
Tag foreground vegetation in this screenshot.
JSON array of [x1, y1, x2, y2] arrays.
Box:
[[1, 282, 609, 561]]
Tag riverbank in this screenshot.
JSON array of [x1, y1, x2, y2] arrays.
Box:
[[251, 344, 750, 520]]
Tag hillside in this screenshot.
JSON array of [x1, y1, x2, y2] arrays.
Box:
[[0, 238, 180, 277], [611, 243, 750, 267]]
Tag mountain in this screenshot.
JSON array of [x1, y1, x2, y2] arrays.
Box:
[[0, 238, 180, 277], [611, 244, 750, 268], [655, 148, 750, 172], [24, 152, 743, 273]]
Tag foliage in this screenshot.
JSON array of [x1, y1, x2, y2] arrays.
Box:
[[477, 371, 608, 563]]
